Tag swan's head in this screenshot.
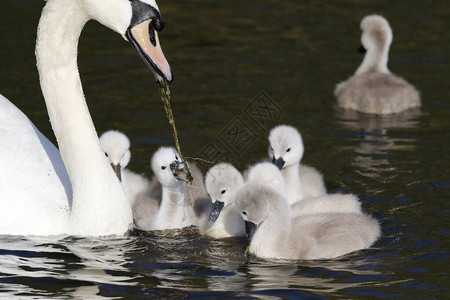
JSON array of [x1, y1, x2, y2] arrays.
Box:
[[151, 146, 184, 187], [359, 14, 393, 54], [246, 162, 286, 198], [235, 183, 282, 241], [99, 130, 131, 181], [268, 125, 304, 170], [205, 163, 244, 222], [82, 0, 172, 84]]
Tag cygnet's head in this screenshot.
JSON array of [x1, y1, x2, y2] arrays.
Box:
[[99, 130, 131, 181], [235, 183, 285, 241], [268, 125, 304, 170], [360, 15, 392, 54], [205, 163, 244, 222], [151, 146, 183, 187], [246, 162, 286, 198]]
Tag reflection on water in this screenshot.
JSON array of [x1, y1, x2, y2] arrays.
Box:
[[0, 235, 139, 298], [335, 108, 421, 186]]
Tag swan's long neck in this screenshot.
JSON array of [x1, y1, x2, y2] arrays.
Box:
[[281, 162, 305, 204], [36, 0, 132, 235], [355, 43, 390, 75]]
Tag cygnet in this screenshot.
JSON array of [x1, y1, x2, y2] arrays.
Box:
[[203, 163, 246, 239], [236, 183, 381, 260], [335, 15, 421, 114], [246, 162, 362, 216], [132, 147, 192, 231], [99, 130, 149, 206], [268, 125, 326, 205]]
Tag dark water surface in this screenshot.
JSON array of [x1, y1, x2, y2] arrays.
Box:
[[1, 0, 449, 299]]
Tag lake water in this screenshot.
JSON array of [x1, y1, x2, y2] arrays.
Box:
[[0, 0, 449, 299]]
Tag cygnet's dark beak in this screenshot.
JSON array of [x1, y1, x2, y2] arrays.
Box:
[[209, 201, 225, 223], [358, 45, 367, 54], [170, 161, 189, 182], [272, 157, 285, 170], [110, 163, 122, 182], [245, 221, 258, 241]]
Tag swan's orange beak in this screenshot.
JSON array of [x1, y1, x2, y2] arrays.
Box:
[[127, 19, 173, 84]]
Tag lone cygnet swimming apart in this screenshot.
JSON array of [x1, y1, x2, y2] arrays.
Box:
[[132, 147, 192, 231], [268, 125, 327, 205], [99, 130, 149, 206], [204, 163, 246, 239], [335, 15, 420, 114], [235, 183, 381, 260]]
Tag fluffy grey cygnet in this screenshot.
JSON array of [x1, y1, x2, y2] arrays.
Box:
[[132, 147, 192, 231], [99, 130, 149, 206], [235, 183, 381, 260], [132, 147, 211, 232], [246, 162, 362, 216], [268, 125, 327, 205], [335, 15, 421, 114], [203, 163, 246, 239]]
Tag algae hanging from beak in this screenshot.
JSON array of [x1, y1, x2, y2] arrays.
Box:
[[159, 80, 193, 182]]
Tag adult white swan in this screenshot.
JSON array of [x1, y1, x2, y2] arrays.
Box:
[[0, 0, 173, 236]]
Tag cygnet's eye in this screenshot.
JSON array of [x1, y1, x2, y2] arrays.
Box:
[[161, 166, 166, 170], [242, 211, 247, 216], [286, 148, 291, 152], [270, 147, 273, 152], [221, 189, 226, 195]]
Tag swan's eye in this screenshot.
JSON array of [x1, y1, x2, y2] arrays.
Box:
[[286, 148, 291, 152], [105, 152, 109, 158], [221, 189, 226, 195], [175, 156, 179, 160], [161, 166, 166, 170]]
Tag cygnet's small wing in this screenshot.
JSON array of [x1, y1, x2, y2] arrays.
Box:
[[299, 164, 327, 198], [132, 177, 161, 230], [290, 213, 380, 260], [291, 193, 362, 216]]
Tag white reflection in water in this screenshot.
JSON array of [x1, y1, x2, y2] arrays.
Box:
[[336, 108, 420, 188], [244, 253, 384, 293], [0, 234, 139, 297]]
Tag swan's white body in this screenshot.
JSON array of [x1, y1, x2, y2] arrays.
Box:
[[204, 163, 245, 239], [0, 95, 72, 235], [0, 0, 171, 236], [236, 183, 380, 260], [335, 15, 420, 114], [268, 125, 326, 205], [99, 130, 149, 206]]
